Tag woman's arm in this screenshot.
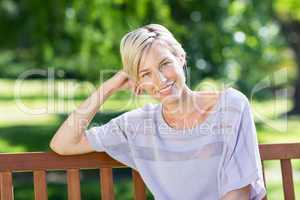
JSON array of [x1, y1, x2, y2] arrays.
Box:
[[221, 185, 250, 200], [49, 70, 138, 155]]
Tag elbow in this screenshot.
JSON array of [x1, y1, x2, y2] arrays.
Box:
[[49, 140, 67, 155], [49, 130, 69, 155], [49, 140, 78, 156]]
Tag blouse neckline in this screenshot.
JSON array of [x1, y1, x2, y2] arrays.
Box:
[[157, 87, 232, 135]]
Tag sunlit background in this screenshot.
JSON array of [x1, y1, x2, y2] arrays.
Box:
[[0, 0, 299, 199]]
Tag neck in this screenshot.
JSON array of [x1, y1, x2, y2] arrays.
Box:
[[162, 86, 199, 118]]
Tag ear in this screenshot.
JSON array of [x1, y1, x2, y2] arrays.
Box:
[[176, 54, 185, 67], [136, 88, 144, 96], [134, 83, 144, 96], [134, 88, 146, 96]]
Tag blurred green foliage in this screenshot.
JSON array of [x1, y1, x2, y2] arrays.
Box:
[[0, 0, 297, 94], [1, 1, 300, 199]]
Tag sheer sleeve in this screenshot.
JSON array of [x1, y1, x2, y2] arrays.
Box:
[[84, 113, 137, 170], [218, 98, 267, 200]]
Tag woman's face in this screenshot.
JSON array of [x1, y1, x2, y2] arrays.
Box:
[[136, 40, 186, 104]]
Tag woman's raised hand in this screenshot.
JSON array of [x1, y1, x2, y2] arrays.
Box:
[[109, 70, 142, 95]]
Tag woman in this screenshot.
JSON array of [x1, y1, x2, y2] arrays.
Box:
[[50, 24, 266, 200]]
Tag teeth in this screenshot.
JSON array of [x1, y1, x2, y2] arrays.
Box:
[[162, 85, 171, 91], [160, 82, 174, 93]]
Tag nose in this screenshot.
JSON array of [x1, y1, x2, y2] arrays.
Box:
[[154, 69, 171, 91], [157, 70, 167, 83]]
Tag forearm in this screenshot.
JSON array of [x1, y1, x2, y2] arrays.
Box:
[[50, 79, 116, 153], [221, 185, 250, 200]]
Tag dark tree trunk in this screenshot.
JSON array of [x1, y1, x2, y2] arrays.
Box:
[[278, 20, 300, 115]]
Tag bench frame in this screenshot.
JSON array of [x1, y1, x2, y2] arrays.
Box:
[[0, 143, 300, 200]]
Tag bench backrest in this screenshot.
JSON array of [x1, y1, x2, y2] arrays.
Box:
[[259, 143, 300, 200], [0, 143, 300, 200]]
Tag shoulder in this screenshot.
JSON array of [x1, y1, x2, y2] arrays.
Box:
[[221, 88, 256, 145], [113, 103, 159, 125], [218, 87, 252, 130], [122, 103, 159, 118], [109, 103, 159, 137], [225, 87, 255, 134], [225, 87, 250, 113]]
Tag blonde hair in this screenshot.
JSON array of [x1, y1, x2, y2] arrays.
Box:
[[120, 24, 186, 82]]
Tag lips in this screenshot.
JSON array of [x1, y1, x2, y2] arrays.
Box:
[[159, 81, 175, 94]]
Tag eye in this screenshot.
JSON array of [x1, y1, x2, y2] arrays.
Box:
[[159, 62, 171, 71], [141, 72, 150, 78]]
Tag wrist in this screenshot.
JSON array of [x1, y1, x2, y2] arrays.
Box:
[[101, 79, 118, 95]]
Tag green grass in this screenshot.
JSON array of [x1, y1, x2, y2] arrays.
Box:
[[0, 78, 299, 199], [266, 181, 300, 199]]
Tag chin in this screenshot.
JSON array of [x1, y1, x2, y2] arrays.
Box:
[[151, 81, 184, 102], [160, 96, 180, 105], [159, 91, 182, 104]]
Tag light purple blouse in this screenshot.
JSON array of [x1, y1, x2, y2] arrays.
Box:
[[85, 87, 267, 200]]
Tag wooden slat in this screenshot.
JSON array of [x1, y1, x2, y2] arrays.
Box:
[[261, 161, 268, 200], [0, 143, 299, 200], [132, 170, 146, 200], [280, 159, 295, 200], [0, 152, 125, 171], [67, 169, 81, 200], [0, 144, 297, 171], [100, 168, 114, 200], [261, 161, 267, 189], [262, 196, 268, 200], [33, 170, 48, 200], [259, 143, 300, 160], [0, 171, 13, 200], [0, 173, 2, 200]]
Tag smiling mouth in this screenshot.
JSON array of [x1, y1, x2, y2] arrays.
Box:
[[159, 81, 175, 94]]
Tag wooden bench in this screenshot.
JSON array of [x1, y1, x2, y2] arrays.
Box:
[[0, 142, 299, 200]]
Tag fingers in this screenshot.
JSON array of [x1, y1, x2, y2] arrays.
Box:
[[137, 89, 143, 95], [132, 85, 138, 95], [133, 85, 143, 96], [116, 72, 143, 95], [119, 70, 129, 77]]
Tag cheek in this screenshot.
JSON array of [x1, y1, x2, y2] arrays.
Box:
[[140, 82, 157, 94], [173, 66, 183, 77], [173, 68, 185, 83], [164, 65, 177, 77], [165, 65, 183, 81]]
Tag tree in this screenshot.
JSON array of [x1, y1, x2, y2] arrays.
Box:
[[272, 0, 300, 114], [0, 0, 297, 107], [0, 0, 178, 82]]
